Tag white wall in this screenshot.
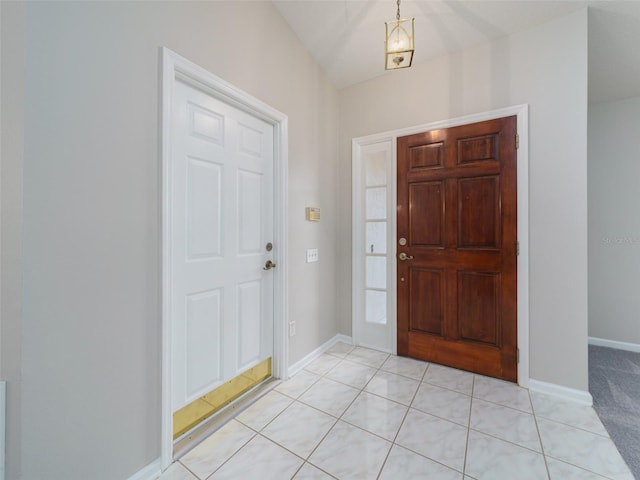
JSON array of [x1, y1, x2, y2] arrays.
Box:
[[2, 1, 339, 478], [338, 10, 589, 391], [0, 3, 25, 478], [589, 96, 640, 345]]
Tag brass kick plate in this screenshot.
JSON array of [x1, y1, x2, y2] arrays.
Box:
[[173, 357, 272, 439]]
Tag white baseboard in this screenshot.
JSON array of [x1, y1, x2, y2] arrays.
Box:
[[588, 336, 640, 353], [0, 381, 5, 480], [127, 458, 162, 480], [136, 335, 354, 479], [529, 379, 593, 406], [333, 334, 353, 346], [288, 334, 353, 377]]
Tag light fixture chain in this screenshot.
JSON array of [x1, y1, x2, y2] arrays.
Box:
[[396, 0, 401, 21]]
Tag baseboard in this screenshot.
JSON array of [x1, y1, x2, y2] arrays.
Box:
[[333, 334, 353, 346], [288, 334, 353, 376], [529, 379, 593, 406], [134, 335, 354, 478], [0, 382, 5, 480], [588, 336, 640, 353], [127, 458, 162, 480]]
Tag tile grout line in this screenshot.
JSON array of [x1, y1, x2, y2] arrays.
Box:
[[177, 460, 202, 480], [238, 353, 512, 479], [273, 361, 346, 464], [232, 384, 342, 478], [252, 395, 340, 478], [374, 361, 434, 479], [200, 427, 258, 480], [461, 375, 476, 478], [353, 355, 478, 477], [182, 345, 630, 480], [372, 355, 400, 480], [528, 388, 552, 480], [374, 360, 476, 477], [370, 352, 442, 478], [294, 346, 387, 478]]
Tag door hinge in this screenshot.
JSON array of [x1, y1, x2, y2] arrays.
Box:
[[515, 134, 520, 150], [515, 240, 520, 256], [517, 347, 520, 364]]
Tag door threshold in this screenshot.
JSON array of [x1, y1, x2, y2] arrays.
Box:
[[173, 377, 281, 460]]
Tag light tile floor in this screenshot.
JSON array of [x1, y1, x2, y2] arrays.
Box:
[[160, 343, 633, 480]]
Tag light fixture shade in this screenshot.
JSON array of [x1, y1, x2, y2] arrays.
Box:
[[385, 17, 414, 70]]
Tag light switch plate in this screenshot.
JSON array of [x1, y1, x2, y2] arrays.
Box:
[[306, 248, 318, 263]]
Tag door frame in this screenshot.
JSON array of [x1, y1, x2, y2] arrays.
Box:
[[160, 47, 289, 469], [352, 104, 529, 387]]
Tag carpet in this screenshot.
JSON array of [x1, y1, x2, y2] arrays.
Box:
[[589, 345, 640, 479]]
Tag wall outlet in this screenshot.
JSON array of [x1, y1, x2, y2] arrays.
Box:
[[306, 248, 318, 263], [289, 321, 296, 337]]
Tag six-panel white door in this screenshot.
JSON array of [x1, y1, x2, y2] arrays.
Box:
[[171, 79, 275, 412]]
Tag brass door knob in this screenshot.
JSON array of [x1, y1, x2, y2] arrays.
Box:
[[263, 260, 277, 270], [398, 252, 414, 261]]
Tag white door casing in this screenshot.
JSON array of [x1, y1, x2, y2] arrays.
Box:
[[352, 105, 530, 387], [171, 79, 275, 410], [161, 48, 288, 469]]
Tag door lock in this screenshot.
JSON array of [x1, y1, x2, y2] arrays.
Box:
[[263, 260, 277, 270], [398, 252, 414, 261]]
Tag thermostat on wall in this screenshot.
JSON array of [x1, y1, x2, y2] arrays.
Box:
[[306, 207, 320, 222]]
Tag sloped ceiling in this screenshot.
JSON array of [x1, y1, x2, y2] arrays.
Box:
[[273, 0, 640, 104]]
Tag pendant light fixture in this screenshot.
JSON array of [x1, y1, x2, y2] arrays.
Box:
[[385, 0, 414, 70]]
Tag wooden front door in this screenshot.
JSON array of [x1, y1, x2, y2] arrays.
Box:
[[397, 116, 517, 382]]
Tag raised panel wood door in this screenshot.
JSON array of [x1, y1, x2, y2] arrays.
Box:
[[171, 78, 275, 412], [397, 116, 517, 382]]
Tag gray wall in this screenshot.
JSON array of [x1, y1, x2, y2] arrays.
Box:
[[588, 96, 640, 345], [1, 2, 25, 476], [337, 10, 590, 391], [1, 1, 339, 478]]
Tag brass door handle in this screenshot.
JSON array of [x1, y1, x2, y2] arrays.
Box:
[[398, 252, 414, 261], [263, 260, 277, 270]]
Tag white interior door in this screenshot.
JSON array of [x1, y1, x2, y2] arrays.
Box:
[[171, 78, 275, 412]]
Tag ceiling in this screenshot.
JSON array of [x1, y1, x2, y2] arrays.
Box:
[[272, 0, 640, 104]]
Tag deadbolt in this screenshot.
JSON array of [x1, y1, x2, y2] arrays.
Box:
[[266, 242, 273, 252], [399, 238, 407, 246]]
